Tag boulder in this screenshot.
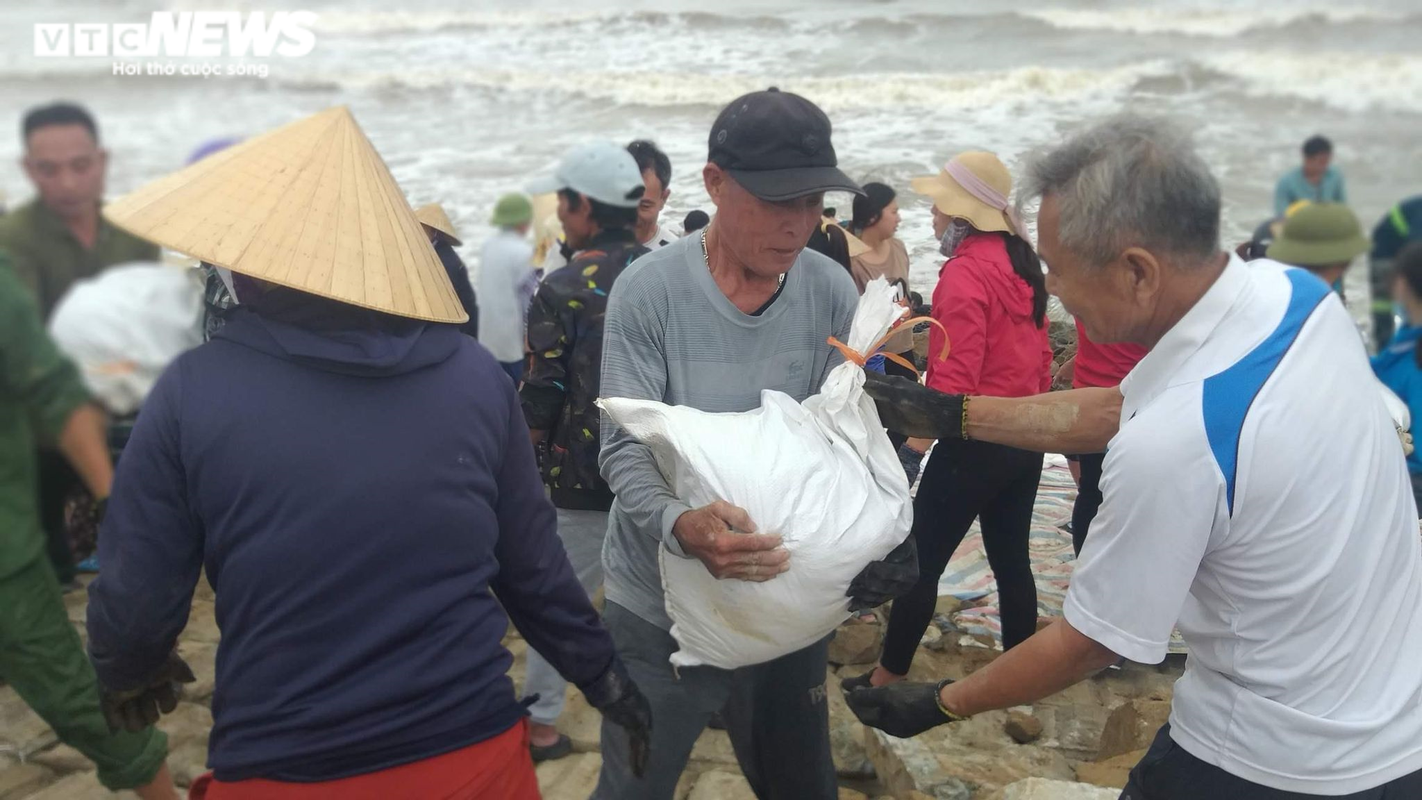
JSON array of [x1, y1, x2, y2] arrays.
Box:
[[537, 752, 604, 800], [0, 686, 57, 758], [865, 722, 1074, 799], [829, 620, 883, 667], [687, 770, 757, 800], [17, 772, 116, 800], [1075, 748, 1147, 790], [1000, 777, 1119, 799], [1097, 699, 1170, 761], [827, 677, 876, 779], [0, 762, 53, 800], [1004, 711, 1043, 745]]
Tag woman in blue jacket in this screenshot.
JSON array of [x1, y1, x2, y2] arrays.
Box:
[[1373, 242, 1422, 511], [84, 108, 649, 799]]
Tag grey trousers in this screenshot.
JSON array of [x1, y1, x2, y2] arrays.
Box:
[[522, 507, 608, 725], [591, 601, 838, 800]]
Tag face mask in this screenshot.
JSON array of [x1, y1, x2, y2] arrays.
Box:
[[939, 218, 973, 258]]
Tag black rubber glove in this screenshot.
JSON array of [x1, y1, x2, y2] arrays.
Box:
[[583, 657, 653, 778], [846, 537, 919, 612], [864, 372, 966, 441], [896, 442, 926, 484], [844, 679, 960, 738], [100, 651, 196, 733]]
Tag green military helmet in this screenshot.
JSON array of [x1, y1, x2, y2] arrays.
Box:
[[1267, 202, 1369, 267]]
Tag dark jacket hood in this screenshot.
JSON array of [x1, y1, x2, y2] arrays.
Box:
[[214, 288, 462, 378]]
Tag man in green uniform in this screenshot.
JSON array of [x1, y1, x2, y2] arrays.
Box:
[[0, 102, 158, 584], [0, 254, 176, 798]]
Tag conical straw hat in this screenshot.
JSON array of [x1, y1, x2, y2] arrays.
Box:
[[104, 106, 466, 324], [414, 202, 461, 246]]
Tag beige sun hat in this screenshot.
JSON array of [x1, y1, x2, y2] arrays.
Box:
[[910, 151, 1020, 236], [103, 106, 466, 324], [826, 220, 870, 258], [414, 203, 461, 247]]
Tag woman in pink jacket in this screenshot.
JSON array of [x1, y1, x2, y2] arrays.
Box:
[[847, 152, 1051, 691]]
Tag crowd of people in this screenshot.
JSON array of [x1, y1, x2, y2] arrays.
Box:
[[0, 85, 1419, 800]]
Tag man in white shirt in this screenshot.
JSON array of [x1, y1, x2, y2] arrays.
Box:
[[627, 140, 677, 252], [846, 115, 1422, 799], [476, 193, 536, 382]]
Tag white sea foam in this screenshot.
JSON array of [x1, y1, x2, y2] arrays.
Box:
[[1202, 50, 1422, 113], [1021, 6, 1409, 37], [279, 62, 1173, 111]]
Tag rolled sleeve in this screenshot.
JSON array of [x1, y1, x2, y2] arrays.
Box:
[[1062, 413, 1225, 664]]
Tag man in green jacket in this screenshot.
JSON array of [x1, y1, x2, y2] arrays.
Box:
[[0, 102, 157, 584], [0, 255, 176, 798]]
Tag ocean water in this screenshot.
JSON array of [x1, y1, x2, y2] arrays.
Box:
[[1, 0, 1419, 301]]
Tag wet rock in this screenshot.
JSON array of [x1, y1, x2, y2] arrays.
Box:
[[1097, 699, 1170, 761], [537, 752, 603, 800], [827, 677, 876, 779], [1004, 711, 1043, 744], [28, 743, 90, 777], [829, 620, 883, 667], [999, 777, 1119, 799], [18, 771, 115, 800], [0, 685, 58, 758], [1075, 748, 1147, 790], [838, 789, 870, 800], [687, 769, 757, 800], [866, 719, 1075, 800], [1033, 701, 1113, 761], [690, 728, 740, 767], [919, 626, 943, 649], [176, 640, 218, 704], [0, 762, 53, 800], [182, 600, 221, 644]]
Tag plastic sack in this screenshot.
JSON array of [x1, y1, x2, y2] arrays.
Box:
[[48, 263, 204, 415], [599, 277, 915, 669]]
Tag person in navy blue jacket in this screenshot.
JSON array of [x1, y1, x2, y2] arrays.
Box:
[[84, 107, 649, 799]]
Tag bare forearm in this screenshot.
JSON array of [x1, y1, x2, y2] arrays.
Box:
[[58, 404, 113, 499], [967, 388, 1121, 454], [939, 618, 1118, 717]]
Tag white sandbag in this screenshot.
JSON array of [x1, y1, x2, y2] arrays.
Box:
[[599, 278, 915, 669], [48, 263, 204, 415]]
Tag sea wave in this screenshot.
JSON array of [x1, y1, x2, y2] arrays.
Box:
[[274, 62, 1172, 111], [1019, 6, 1412, 38], [1200, 50, 1422, 113], [306, 5, 1415, 40]]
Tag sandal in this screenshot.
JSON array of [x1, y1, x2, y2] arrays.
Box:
[[530, 733, 573, 763]]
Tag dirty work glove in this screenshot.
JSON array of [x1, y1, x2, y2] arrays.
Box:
[[100, 651, 196, 733], [844, 679, 965, 738], [863, 372, 966, 441], [847, 537, 919, 612], [897, 442, 926, 484], [583, 657, 653, 778]]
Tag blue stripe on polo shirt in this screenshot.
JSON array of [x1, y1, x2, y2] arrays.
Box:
[[1202, 269, 1331, 515]]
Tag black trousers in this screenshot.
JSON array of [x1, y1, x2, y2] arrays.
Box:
[[37, 450, 78, 583], [1071, 451, 1107, 556], [880, 438, 1042, 673], [1122, 724, 1422, 799]]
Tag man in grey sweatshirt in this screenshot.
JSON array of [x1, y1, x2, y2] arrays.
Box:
[[593, 88, 919, 800]]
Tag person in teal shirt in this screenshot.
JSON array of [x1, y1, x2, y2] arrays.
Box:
[[1275, 135, 1346, 218], [1372, 241, 1422, 509]]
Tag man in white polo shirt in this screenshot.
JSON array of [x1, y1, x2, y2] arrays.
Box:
[[846, 115, 1422, 798]]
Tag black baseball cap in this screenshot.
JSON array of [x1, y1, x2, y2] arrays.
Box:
[[708, 88, 863, 202]]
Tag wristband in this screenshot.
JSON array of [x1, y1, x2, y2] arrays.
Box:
[[935, 679, 971, 722]]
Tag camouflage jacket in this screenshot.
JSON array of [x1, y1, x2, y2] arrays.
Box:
[[520, 228, 647, 510]]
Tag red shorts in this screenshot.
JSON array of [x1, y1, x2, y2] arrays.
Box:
[[189, 720, 539, 800]]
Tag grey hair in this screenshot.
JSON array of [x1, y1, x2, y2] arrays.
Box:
[[1018, 115, 1221, 267]]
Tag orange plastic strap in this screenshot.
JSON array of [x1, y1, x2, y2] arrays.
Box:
[[827, 315, 950, 379]]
